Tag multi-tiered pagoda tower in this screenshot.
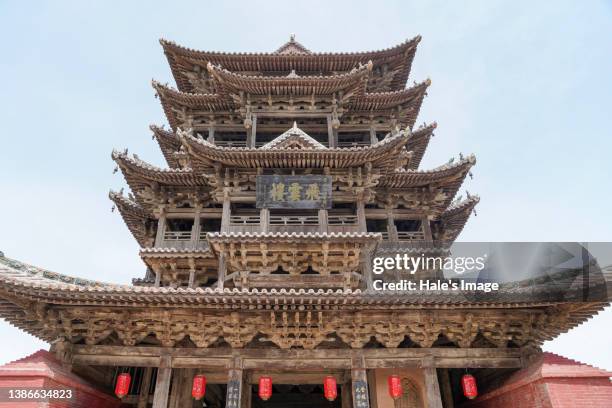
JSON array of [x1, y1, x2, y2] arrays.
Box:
[[0, 36, 608, 408]]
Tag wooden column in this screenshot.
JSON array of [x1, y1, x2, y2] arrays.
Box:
[[152, 356, 172, 408], [439, 368, 454, 408], [369, 125, 378, 145], [168, 368, 182, 408], [192, 205, 202, 245], [260, 208, 269, 233], [318, 209, 328, 233], [225, 363, 245, 408], [351, 358, 370, 408], [423, 367, 443, 408], [327, 115, 337, 148], [208, 123, 216, 142], [137, 367, 153, 408], [188, 258, 196, 289], [366, 370, 378, 408], [218, 253, 227, 290], [179, 368, 196, 407], [422, 217, 433, 241], [342, 380, 353, 408], [221, 191, 231, 232], [155, 209, 167, 246], [250, 114, 257, 148], [362, 250, 374, 292], [154, 264, 162, 287], [386, 209, 398, 241], [356, 200, 366, 232]]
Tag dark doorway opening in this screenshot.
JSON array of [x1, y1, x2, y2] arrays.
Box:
[[251, 383, 343, 408]]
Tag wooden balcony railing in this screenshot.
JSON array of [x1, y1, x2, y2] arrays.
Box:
[[230, 215, 261, 225], [377, 231, 426, 241], [161, 230, 208, 251], [215, 140, 247, 148], [397, 231, 426, 241], [163, 231, 192, 241], [269, 215, 319, 225], [327, 215, 358, 225], [337, 141, 371, 148]]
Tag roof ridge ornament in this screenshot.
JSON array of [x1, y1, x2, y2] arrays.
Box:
[[274, 34, 312, 55], [260, 124, 327, 150]]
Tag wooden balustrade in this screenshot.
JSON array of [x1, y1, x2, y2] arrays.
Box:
[[269, 215, 319, 225], [327, 215, 358, 225], [336, 141, 372, 148], [230, 215, 261, 225], [397, 231, 426, 241], [214, 140, 247, 148], [377, 231, 426, 241], [163, 231, 192, 241]]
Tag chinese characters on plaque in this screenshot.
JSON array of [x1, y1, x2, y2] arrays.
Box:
[[352, 380, 370, 408], [256, 175, 332, 209], [225, 379, 241, 408]]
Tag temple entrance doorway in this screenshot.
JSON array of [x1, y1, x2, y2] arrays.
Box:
[[248, 372, 346, 408], [249, 383, 343, 408]]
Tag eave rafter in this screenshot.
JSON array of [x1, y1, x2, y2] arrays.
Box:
[[112, 149, 207, 193], [150, 125, 182, 168], [348, 79, 430, 130], [153, 80, 235, 130], [434, 195, 480, 243], [405, 122, 436, 170], [374, 154, 475, 214], [0, 254, 608, 348], [160, 36, 421, 93], [109, 191, 153, 247]]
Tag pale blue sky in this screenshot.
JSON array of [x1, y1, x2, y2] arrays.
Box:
[[0, 1, 611, 368]]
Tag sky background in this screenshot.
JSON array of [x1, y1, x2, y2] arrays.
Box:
[[0, 1, 611, 369]]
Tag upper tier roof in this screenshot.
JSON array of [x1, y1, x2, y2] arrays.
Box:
[[160, 36, 421, 93], [178, 127, 411, 170], [207, 62, 372, 96], [153, 78, 429, 131]]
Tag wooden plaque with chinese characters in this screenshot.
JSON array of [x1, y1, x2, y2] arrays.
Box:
[[256, 175, 332, 209]]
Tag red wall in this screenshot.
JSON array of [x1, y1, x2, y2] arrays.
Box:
[[0, 350, 121, 408], [463, 353, 612, 408]]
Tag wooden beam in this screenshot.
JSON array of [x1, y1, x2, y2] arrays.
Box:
[[70, 345, 524, 369]]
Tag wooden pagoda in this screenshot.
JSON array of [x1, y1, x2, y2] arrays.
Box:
[[0, 35, 608, 408]]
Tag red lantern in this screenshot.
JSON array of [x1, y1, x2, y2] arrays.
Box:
[[258, 376, 273, 401], [115, 372, 131, 398], [323, 376, 338, 401], [387, 375, 402, 399], [192, 374, 206, 400], [461, 374, 478, 399]]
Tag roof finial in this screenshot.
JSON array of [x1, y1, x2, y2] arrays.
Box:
[[290, 33, 295, 42], [292, 121, 298, 130]]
